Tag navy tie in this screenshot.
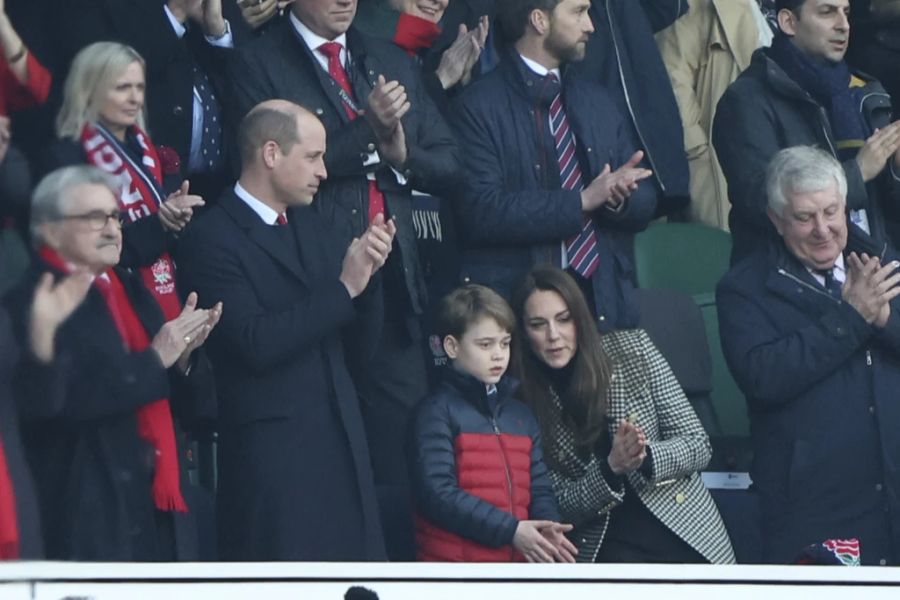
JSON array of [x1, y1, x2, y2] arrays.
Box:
[[820, 269, 842, 299], [192, 65, 223, 173]]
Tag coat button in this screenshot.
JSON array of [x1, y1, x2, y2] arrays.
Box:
[[598, 315, 605, 322], [675, 492, 686, 504], [869, 405, 876, 414], [463, 276, 471, 283], [835, 326, 845, 335], [586, 147, 593, 153], [351, 208, 358, 215], [173, 105, 184, 116], [880, 558, 888, 566], [315, 107, 324, 116], [876, 483, 883, 492], [627, 412, 638, 424], [367, 143, 376, 152], [580, 538, 587, 544]]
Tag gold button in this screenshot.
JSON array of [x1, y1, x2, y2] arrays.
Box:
[[627, 412, 637, 424], [367, 143, 376, 152], [675, 492, 686, 504], [598, 315, 606, 322]]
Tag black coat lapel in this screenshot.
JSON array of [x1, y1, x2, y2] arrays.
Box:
[[221, 192, 309, 284]]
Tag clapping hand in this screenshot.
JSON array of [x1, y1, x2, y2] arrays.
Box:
[[366, 75, 410, 167], [159, 180, 205, 233], [339, 214, 397, 298], [435, 16, 489, 90], [151, 292, 222, 370], [844, 252, 900, 328], [607, 418, 647, 475], [28, 271, 93, 363], [237, 0, 294, 29], [581, 151, 653, 212]]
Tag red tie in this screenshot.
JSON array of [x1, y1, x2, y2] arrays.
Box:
[[317, 41, 385, 222], [276, 213, 288, 225]]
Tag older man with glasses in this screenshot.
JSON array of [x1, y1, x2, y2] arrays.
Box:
[[3, 165, 222, 561]]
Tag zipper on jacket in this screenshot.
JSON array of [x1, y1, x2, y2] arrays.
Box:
[[817, 106, 839, 157], [777, 268, 841, 304], [490, 414, 517, 560], [605, 0, 664, 192], [867, 350, 873, 366]]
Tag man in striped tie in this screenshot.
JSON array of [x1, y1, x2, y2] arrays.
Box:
[[452, 0, 656, 332]]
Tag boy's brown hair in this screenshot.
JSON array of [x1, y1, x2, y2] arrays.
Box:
[[437, 284, 515, 341]]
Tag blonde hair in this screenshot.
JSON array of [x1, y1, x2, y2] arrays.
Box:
[[56, 42, 147, 140]]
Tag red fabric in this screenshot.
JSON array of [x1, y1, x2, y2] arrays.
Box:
[[415, 432, 533, 562], [276, 213, 288, 225], [0, 434, 20, 559], [37, 246, 187, 513], [80, 122, 180, 321], [393, 13, 441, 55], [317, 41, 386, 222], [0, 52, 51, 115]]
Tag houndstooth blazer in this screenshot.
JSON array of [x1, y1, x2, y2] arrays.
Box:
[[542, 329, 736, 564]]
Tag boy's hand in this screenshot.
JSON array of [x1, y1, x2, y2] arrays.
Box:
[[539, 522, 578, 563], [512, 520, 564, 563]]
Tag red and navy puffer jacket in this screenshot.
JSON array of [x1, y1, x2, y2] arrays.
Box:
[[409, 370, 560, 561]]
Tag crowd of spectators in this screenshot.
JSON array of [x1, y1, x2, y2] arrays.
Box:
[[1, 0, 900, 568]]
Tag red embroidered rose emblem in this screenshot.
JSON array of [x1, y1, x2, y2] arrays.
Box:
[[156, 145, 182, 176]]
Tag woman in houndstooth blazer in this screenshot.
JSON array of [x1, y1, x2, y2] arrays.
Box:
[[512, 266, 735, 564]]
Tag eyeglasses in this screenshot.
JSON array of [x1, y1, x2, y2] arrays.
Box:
[[52, 210, 126, 231]]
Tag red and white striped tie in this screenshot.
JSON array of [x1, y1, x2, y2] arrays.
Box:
[[547, 73, 599, 279]]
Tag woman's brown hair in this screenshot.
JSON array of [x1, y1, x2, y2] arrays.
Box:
[[512, 265, 612, 453]]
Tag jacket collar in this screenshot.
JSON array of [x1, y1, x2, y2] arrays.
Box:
[[219, 190, 309, 285], [441, 367, 520, 416]]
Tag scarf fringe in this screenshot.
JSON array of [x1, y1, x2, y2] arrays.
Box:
[[413, 209, 442, 241], [152, 486, 188, 513]]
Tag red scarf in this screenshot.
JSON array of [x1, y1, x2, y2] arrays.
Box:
[[0, 433, 19, 559], [80, 122, 180, 321], [38, 246, 187, 513], [393, 12, 441, 55]]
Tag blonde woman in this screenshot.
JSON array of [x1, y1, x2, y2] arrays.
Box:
[[48, 42, 203, 322]]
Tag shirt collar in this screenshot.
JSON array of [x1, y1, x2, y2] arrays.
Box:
[[518, 53, 560, 80], [290, 11, 348, 54], [234, 182, 281, 225]]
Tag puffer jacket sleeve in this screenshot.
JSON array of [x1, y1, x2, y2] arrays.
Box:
[[409, 393, 520, 547]]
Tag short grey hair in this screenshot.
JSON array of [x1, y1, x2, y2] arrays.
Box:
[[766, 146, 847, 217], [31, 166, 119, 246]]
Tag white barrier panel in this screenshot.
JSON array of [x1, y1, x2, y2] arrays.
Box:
[[3, 562, 900, 600]]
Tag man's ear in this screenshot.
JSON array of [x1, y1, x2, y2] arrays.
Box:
[[529, 8, 550, 36], [443, 335, 460, 359], [777, 8, 799, 36], [262, 141, 280, 168]]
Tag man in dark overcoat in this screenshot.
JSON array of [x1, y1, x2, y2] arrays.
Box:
[[718, 145, 900, 565], [226, 0, 461, 559], [177, 100, 395, 560]]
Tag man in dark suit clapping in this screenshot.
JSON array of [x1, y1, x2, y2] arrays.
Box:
[[178, 100, 395, 561]]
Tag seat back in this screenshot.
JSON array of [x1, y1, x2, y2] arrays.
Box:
[[634, 222, 732, 296], [637, 288, 720, 438]]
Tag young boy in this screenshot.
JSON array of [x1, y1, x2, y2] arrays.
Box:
[[409, 284, 577, 562]]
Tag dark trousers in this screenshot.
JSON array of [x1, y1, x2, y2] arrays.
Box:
[[355, 316, 428, 561]]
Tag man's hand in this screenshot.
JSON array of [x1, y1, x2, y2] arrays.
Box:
[[28, 271, 93, 363], [379, 121, 407, 168], [339, 214, 396, 298], [366, 75, 410, 140], [237, 0, 293, 29], [539, 522, 578, 563], [175, 298, 222, 373], [168, 0, 226, 36], [844, 252, 900, 327], [151, 292, 215, 368], [160, 180, 205, 233], [435, 20, 485, 90], [607, 419, 647, 475], [856, 121, 900, 183], [580, 150, 653, 212]]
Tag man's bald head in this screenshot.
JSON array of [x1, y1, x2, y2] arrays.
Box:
[[238, 100, 318, 169]]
